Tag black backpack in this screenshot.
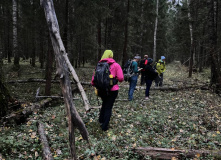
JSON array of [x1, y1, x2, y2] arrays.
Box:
[[123, 59, 134, 81], [94, 61, 111, 92]]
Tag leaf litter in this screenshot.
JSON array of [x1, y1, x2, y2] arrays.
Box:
[[0, 62, 220, 159]]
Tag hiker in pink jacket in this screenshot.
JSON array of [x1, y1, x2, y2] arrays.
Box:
[[91, 50, 124, 131]]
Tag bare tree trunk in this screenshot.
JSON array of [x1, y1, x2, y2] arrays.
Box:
[[31, 0, 36, 67], [199, 22, 206, 72], [0, 49, 10, 117], [122, 0, 129, 66], [40, 0, 89, 159], [97, 16, 102, 61], [45, 37, 53, 96], [12, 0, 19, 66], [153, 0, 159, 62], [63, 0, 69, 50], [187, 0, 194, 77], [207, 0, 221, 91], [140, 0, 145, 55]]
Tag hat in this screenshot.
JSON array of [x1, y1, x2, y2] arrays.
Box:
[[161, 56, 165, 60], [148, 58, 153, 64], [134, 56, 141, 59]]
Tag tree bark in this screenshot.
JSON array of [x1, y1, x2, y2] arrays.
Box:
[[45, 37, 53, 96], [0, 50, 11, 117], [97, 16, 102, 61], [40, 0, 89, 159], [12, 0, 19, 66], [153, 0, 159, 62], [207, 0, 221, 91], [38, 122, 54, 160], [187, 0, 194, 78], [122, 0, 130, 66], [63, 0, 69, 50]]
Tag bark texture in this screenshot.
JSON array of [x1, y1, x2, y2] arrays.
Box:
[[40, 0, 89, 159], [153, 0, 159, 62], [38, 123, 54, 160]]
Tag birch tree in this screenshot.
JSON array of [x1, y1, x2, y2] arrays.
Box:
[[153, 0, 159, 62], [187, 0, 194, 77]]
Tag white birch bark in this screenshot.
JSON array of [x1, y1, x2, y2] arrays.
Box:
[[187, 0, 193, 47], [153, 0, 159, 62], [187, 0, 194, 77]]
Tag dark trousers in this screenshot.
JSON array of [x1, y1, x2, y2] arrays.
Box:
[[140, 71, 145, 85], [145, 79, 153, 97], [155, 73, 163, 87], [99, 90, 118, 131]]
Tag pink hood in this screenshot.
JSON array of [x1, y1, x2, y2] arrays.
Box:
[[91, 58, 124, 91]]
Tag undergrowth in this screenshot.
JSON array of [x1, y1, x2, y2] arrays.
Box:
[[0, 61, 220, 160]]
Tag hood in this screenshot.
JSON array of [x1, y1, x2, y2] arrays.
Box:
[[101, 50, 113, 60], [99, 58, 116, 64]]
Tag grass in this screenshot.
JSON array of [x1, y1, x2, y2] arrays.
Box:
[[0, 60, 220, 160]]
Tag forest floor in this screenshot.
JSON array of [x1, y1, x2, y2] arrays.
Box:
[[0, 60, 221, 160]]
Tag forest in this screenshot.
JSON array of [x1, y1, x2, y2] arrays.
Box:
[[0, 0, 221, 159]]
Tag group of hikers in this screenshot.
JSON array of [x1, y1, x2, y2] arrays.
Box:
[[91, 50, 166, 131]]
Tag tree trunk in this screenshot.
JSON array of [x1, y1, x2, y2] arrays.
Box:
[[207, 0, 221, 91], [12, 0, 19, 66], [153, 0, 159, 62], [45, 37, 53, 96], [63, 0, 69, 50], [122, 0, 129, 66], [187, 0, 194, 78], [97, 16, 102, 61], [31, 0, 36, 67], [199, 22, 206, 72], [0, 51, 10, 117], [40, 1, 89, 159]]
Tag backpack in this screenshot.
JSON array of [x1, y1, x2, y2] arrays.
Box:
[[123, 59, 134, 81], [94, 61, 111, 92]]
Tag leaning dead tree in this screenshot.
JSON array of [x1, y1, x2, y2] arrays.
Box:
[[40, 0, 89, 159]]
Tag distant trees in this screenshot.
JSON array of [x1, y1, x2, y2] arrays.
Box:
[[167, 0, 220, 91], [0, 0, 220, 91]]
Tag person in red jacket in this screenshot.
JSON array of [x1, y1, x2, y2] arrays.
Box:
[[139, 55, 148, 85], [91, 50, 124, 131]]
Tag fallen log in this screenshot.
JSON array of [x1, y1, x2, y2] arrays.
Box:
[[1, 98, 52, 125], [36, 95, 80, 100], [7, 78, 91, 85], [133, 147, 221, 159], [119, 85, 209, 91], [38, 122, 54, 160]]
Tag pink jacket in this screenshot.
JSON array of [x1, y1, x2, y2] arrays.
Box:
[[91, 58, 124, 91]]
